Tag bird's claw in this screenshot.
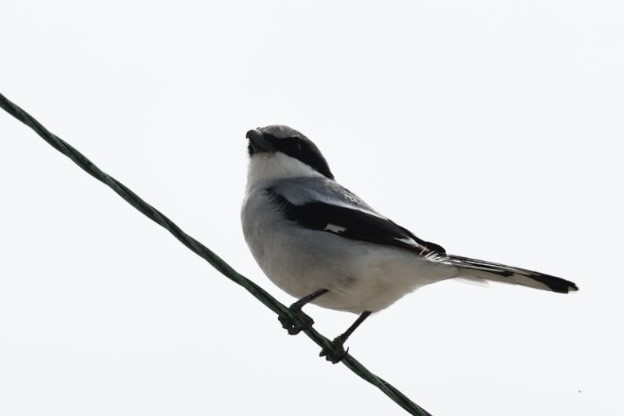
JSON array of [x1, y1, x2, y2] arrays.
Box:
[[319, 339, 349, 364], [278, 308, 314, 335]]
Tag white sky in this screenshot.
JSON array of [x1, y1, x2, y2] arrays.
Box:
[[1, 1, 622, 415]]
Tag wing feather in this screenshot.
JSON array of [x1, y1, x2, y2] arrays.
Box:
[[267, 188, 445, 256]]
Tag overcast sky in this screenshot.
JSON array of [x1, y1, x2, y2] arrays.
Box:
[[1, 1, 623, 415]]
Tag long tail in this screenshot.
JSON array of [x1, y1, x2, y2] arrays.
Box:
[[441, 254, 578, 293]]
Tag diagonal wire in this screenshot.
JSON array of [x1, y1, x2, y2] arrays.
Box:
[[0, 91, 433, 416]]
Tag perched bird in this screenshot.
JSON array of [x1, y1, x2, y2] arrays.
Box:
[[241, 125, 578, 362]]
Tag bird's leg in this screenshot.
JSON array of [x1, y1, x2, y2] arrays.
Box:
[[320, 311, 372, 364], [279, 288, 329, 335]]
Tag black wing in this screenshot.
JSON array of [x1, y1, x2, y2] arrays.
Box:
[[267, 189, 445, 256]]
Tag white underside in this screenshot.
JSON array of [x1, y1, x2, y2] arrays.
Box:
[[242, 187, 457, 313], [242, 153, 460, 313]]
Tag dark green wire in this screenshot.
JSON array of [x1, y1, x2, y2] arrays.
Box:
[[1, 91, 433, 416]]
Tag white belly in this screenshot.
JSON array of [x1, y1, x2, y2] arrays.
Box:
[[241, 191, 456, 313]]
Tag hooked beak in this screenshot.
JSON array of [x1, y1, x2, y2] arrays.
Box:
[[246, 129, 275, 154]]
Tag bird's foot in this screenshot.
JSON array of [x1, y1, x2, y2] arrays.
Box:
[[278, 307, 314, 335], [319, 336, 349, 364], [278, 289, 329, 335]]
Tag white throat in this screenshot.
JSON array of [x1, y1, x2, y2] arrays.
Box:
[[246, 152, 324, 191]]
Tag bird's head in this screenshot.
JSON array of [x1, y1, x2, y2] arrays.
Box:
[[245, 125, 334, 188]]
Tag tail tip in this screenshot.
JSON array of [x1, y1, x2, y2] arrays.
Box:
[[552, 280, 579, 294]]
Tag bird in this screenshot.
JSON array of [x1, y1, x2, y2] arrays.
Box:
[[241, 125, 578, 363]]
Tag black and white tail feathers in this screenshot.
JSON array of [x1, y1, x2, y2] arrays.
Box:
[[442, 254, 578, 293]]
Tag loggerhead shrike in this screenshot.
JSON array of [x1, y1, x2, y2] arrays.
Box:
[[241, 125, 578, 363]]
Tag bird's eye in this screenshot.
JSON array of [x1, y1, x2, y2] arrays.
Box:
[[282, 138, 303, 153]]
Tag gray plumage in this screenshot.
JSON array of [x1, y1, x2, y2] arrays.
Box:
[[241, 125, 578, 315]]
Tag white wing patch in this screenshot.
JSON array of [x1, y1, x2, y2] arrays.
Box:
[[396, 237, 430, 254], [396, 237, 419, 247], [324, 224, 347, 233]]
